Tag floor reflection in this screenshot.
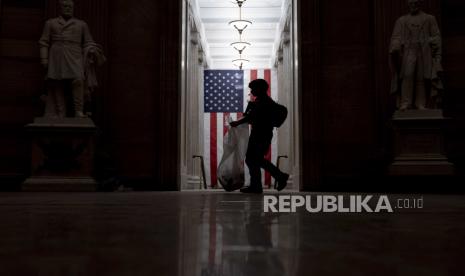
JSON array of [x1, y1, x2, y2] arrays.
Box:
[[0, 192, 464, 275], [180, 195, 295, 276]]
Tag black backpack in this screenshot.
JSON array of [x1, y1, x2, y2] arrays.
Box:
[[271, 102, 288, 128]]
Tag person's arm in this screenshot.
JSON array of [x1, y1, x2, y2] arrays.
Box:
[[230, 116, 249, 127], [230, 101, 254, 127], [389, 17, 403, 79], [39, 20, 51, 69], [390, 17, 403, 54]]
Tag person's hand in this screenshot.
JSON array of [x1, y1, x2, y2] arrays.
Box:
[[230, 121, 240, 128]]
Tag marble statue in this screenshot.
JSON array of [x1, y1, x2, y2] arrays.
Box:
[[39, 0, 105, 118], [390, 0, 443, 111]]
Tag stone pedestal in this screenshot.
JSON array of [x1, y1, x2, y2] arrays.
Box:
[[22, 118, 98, 191], [389, 109, 454, 176]]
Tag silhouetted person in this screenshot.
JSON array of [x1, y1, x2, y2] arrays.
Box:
[[230, 79, 289, 194]]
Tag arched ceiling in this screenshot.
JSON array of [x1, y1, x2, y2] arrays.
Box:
[[197, 0, 285, 69]]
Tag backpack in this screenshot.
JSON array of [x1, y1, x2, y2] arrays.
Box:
[[271, 102, 288, 128]]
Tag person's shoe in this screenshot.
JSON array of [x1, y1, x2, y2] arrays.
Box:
[[275, 173, 289, 191], [240, 186, 263, 194]]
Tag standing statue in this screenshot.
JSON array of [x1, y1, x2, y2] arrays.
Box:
[[39, 0, 105, 118], [390, 0, 443, 111]]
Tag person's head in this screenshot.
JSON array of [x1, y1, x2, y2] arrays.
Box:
[[60, 0, 74, 19], [407, 0, 422, 15], [248, 79, 269, 99]]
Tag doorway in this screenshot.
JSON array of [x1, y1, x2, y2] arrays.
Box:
[[178, 0, 301, 191]]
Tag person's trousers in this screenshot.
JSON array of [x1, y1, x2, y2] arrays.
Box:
[[245, 134, 284, 188]]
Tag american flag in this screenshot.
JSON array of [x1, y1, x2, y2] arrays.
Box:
[[204, 70, 244, 113], [203, 69, 278, 188]]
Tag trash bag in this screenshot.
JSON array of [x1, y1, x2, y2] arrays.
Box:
[[217, 121, 249, 191]]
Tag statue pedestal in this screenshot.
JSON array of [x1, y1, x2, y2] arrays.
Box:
[[389, 110, 455, 176], [22, 118, 98, 191]]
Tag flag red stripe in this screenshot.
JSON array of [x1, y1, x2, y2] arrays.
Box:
[[264, 69, 272, 187], [265, 69, 271, 97], [251, 70, 257, 81], [250, 70, 258, 101], [210, 113, 217, 188]]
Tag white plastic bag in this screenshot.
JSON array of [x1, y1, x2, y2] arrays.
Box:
[[217, 121, 249, 191]]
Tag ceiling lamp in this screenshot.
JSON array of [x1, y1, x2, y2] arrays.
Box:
[[231, 41, 251, 54], [232, 55, 250, 70], [229, 5, 252, 35], [229, 20, 252, 35], [232, 0, 247, 8]]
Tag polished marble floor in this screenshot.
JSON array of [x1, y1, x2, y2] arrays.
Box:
[[0, 191, 464, 276]]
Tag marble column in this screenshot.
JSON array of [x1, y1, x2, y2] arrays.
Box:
[[182, 11, 206, 189], [187, 30, 200, 187], [277, 27, 299, 190]]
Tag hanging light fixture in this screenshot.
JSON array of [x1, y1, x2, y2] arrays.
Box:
[[232, 54, 250, 70], [229, 5, 252, 35], [231, 41, 251, 54], [233, 0, 247, 8], [229, 0, 251, 68], [231, 32, 251, 54], [229, 20, 252, 34]]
